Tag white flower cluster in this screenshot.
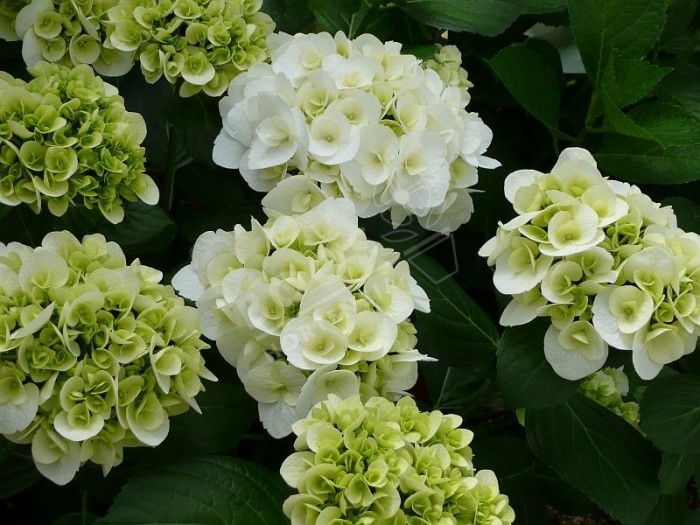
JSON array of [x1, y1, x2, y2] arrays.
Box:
[[0, 232, 214, 485], [213, 31, 498, 234], [173, 179, 431, 438], [481, 147, 700, 380]]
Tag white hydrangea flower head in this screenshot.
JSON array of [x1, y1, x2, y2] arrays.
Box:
[[213, 31, 499, 234], [172, 183, 432, 438], [280, 395, 515, 525], [482, 147, 700, 381], [0, 231, 215, 485]]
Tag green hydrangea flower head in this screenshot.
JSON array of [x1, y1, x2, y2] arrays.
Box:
[[422, 44, 473, 103], [281, 394, 515, 525], [580, 367, 640, 426], [106, 0, 275, 96], [0, 62, 158, 223], [0, 0, 29, 40], [14, 0, 135, 76], [0, 231, 215, 485]]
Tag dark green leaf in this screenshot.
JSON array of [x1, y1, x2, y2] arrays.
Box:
[[98, 456, 290, 525], [568, 0, 668, 84], [602, 87, 655, 140], [646, 492, 690, 525], [398, 0, 523, 36], [521, 0, 568, 13], [497, 319, 580, 409], [408, 254, 499, 367], [658, 453, 697, 495], [421, 361, 496, 417], [166, 94, 221, 166], [262, 0, 315, 33], [658, 61, 700, 119], [627, 102, 700, 147], [488, 40, 563, 132], [596, 135, 700, 184], [602, 55, 672, 108], [641, 374, 700, 454], [662, 197, 700, 234], [51, 513, 98, 525], [308, 0, 361, 34], [0, 440, 40, 499], [471, 437, 548, 525], [527, 394, 660, 525]]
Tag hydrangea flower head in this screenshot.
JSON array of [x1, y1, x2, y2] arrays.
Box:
[[213, 32, 498, 233], [580, 367, 639, 426], [0, 231, 215, 485], [14, 0, 135, 76], [173, 180, 432, 438], [106, 0, 275, 96], [281, 394, 515, 525], [0, 0, 29, 40], [481, 147, 700, 380], [0, 62, 158, 223]]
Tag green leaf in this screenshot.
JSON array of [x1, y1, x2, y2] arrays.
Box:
[[521, 0, 568, 13], [602, 55, 672, 108], [59, 202, 176, 254], [646, 492, 690, 525], [641, 374, 700, 454], [658, 453, 697, 495], [421, 361, 495, 417], [0, 440, 40, 499], [98, 456, 290, 525], [471, 437, 548, 525], [496, 319, 580, 409], [397, 0, 523, 36], [262, 0, 315, 33], [308, 0, 362, 34], [408, 254, 499, 368], [568, 0, 668, 85], [166, 93, 221, 166], [51, 513, 98, 525], [661, 197, 700, 234], [527, 394, 661, 525], [627, 102, 700, 147], [488, 40, 563, 133], [658, 61, 700, 119], [601, 87, 655, 141], [596, 135, 700, 184]]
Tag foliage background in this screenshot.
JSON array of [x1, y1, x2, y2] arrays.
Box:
[[2, 0, 700, 523]]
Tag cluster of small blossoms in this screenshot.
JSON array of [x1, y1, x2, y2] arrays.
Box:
[[281, 395, 515, 525], [579, 367, 639, 426], [213, 31, 498, 234], [0, 0, 28, 40], [172, 179, 431, 438], [12, 0, 136, 77], [480, 147, 700, 380], [0, 232, 215, 485], [106, 0, 274, 96], [0, 62, 158, 223]]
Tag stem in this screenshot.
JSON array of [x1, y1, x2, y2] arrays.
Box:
[[162, 125, 178, 212], [80, 489, 88, 525]]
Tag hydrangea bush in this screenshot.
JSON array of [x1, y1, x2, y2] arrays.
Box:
[[212, 31, 498, 233], [281, 394, 514, 525], [0, 231, 214, 485], [480, 147, 700, 380], [173, 179, 431, 437], [0, 61, 158, 222]]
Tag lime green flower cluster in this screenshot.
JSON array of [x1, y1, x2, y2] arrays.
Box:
[[13, 0, 135, 77], [0, 231, 215, 485], [281, 395, 515, 525], [579, 367, 639, 426], [422, 44, 473, 102], [0, 62, 158, 223], [0, 0, 29, 40], [106, 0, 274, 96]]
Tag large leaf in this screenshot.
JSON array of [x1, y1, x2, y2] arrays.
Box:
[[497, 319, 580, 409], [602, 54, 672, 108], [662, 197, 700, 234], [397, 0, 523, 36], [641, 374, 700, 454], [627, 102, 700, 147], [488, 40, 563, 133], [308, 0, 361, 34], [408, 254, 499, 367], [596, 135, 700, 184], [658, 61, 700, 119], [0, 440, 40, 499], [658, 453, 697, 495], [166, 94, 222, 166], [527, 394, 661, 525], [421, 361, 496, 417], [568, 0, 668, 85], [98, 456, 290, 525]]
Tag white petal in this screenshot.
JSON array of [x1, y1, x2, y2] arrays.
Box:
[[171, 265, 204, 302], [0, 383, 39, 434], [258, 399, 298, 438], [543, 325, 607, 380]]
